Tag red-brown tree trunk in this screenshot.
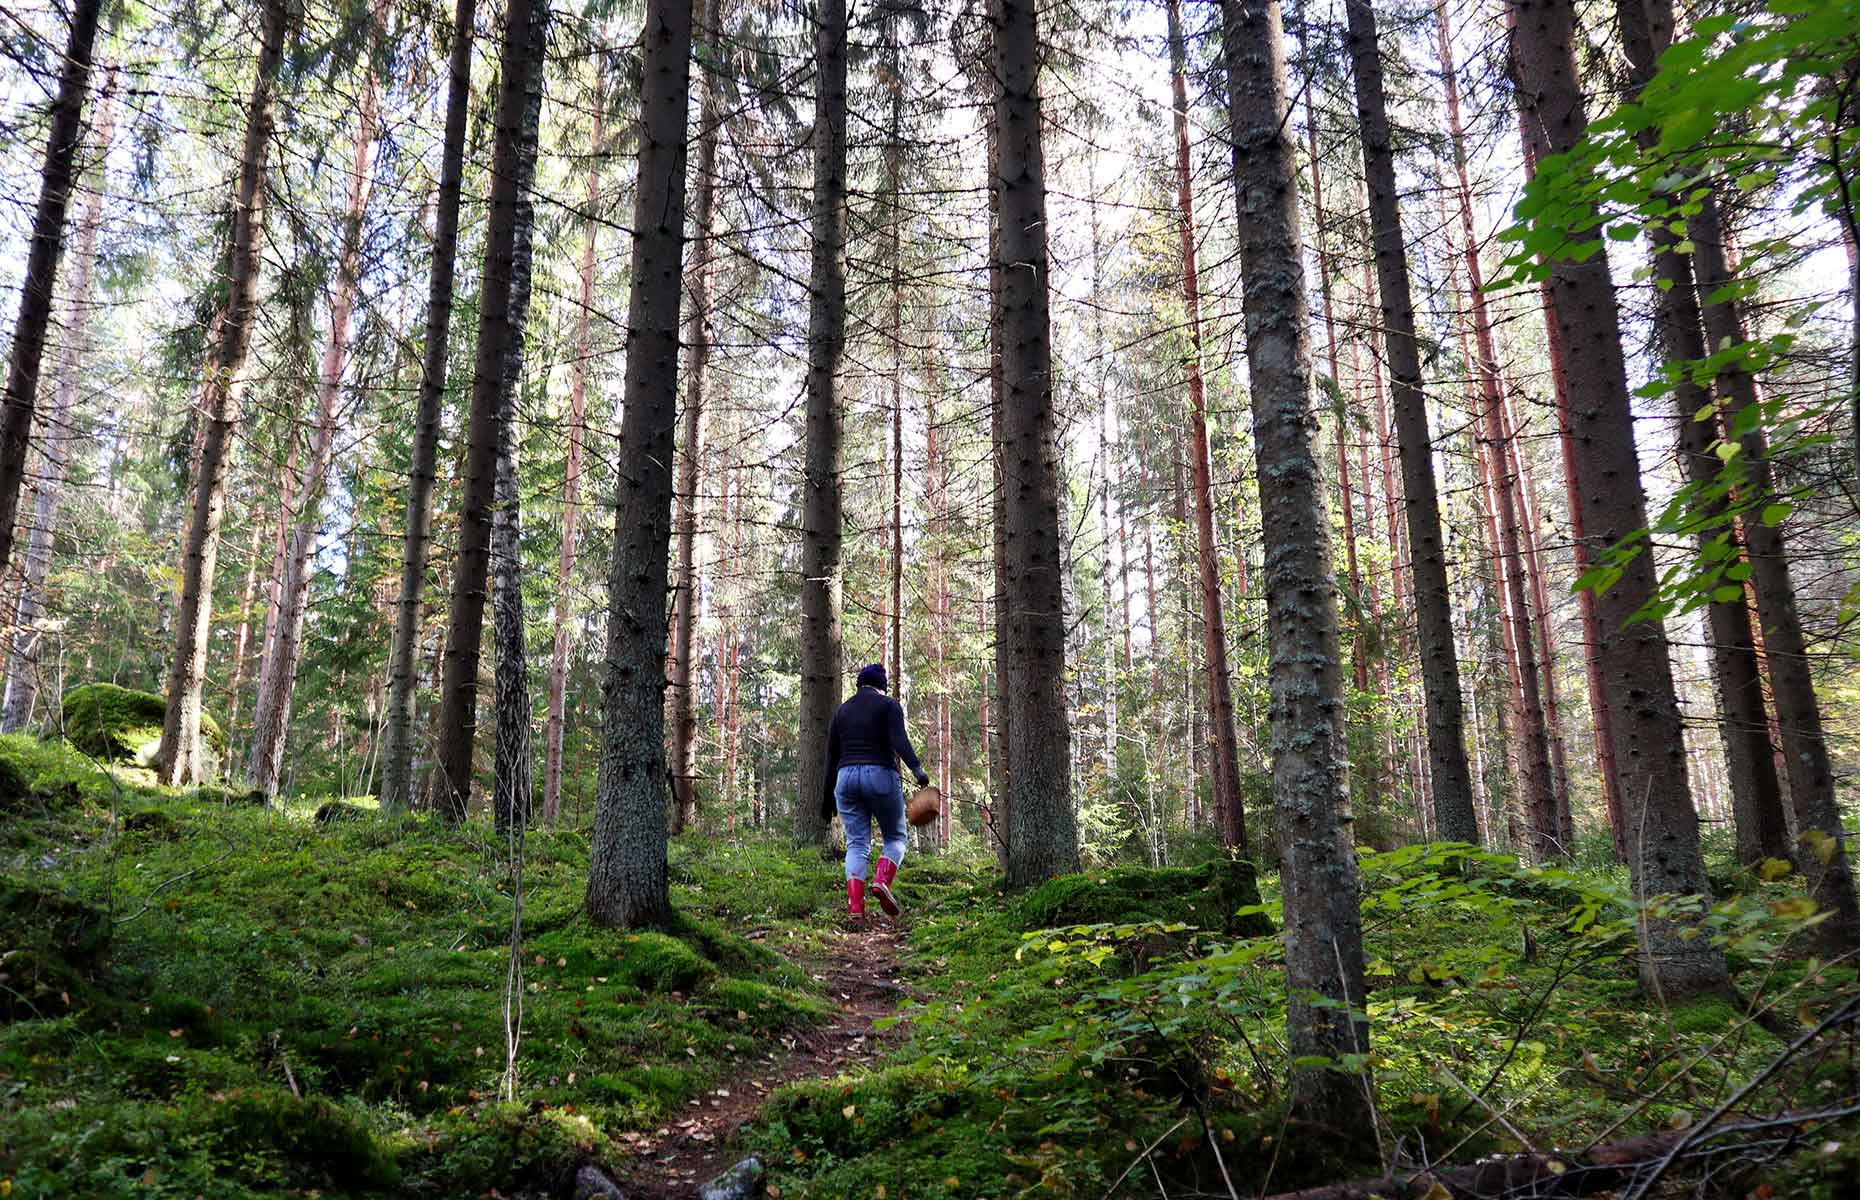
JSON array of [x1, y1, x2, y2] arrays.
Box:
[[1166, 0, 1246, 853]]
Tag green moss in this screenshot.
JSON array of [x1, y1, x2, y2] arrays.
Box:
[[202, 1087, 399, 1192], [611, 929, 715, 993], [0, 877, 108, 1018], [61, 683, 227, 768], [1011, 859, 1273, 937]]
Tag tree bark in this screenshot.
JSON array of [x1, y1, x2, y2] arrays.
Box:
[[544, 85, 600, 826], [995, 0, 1079, 886], [586, 0, 692, 926], [155, 0, 289, 787], [669, 2, 725, 837], [1167, 0, 1247, 853], [380, 0, 477, 815], [1437, 10, 1558, 858], [1689, 193, 1860, 946], [2, 68, 116, 732], [249, 19, 383, 796], [1612, 0, 1789, 871], [0, 0, 105, 583], [490, 0, 547, 839], [1223, 0, 1370, 1127], [1507, 0, 1727, 996], [431, 0, 545, 820], [1345, 0, 1479, 844], [793, 0, 847, 850], [986, 100, 1011, 870]]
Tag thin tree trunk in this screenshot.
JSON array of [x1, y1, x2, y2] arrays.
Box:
[[431, 0, 545, 820], [586, 0, 692, 926], [2, 69, 116, 732], [996, 0, 1079, 886], [669, 4, 725, 836], [381, 0, 476, 815], [490, 0, 546, 839], [1223, 0, 1369, 1127], [1166, 0, 1246, 852], [1437, 13, 1558, 858], [225, 514, 266, 738], [544, 88, 601, 826], [1089, 184, 1118, 825], [793, 0, 847, 850], [250, 26, 383, 795], [0, 0, 105, 582], [1503, 395, 1572, 844], [1508, 0, 1727, 997], [1689, 193, 1860, 946], [1344, 0, 1480, 843], [887, 20, 905, 692], [155, 0, 289, 787]]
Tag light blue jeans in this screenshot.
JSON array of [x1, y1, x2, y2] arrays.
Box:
[[836, 765, 907, 881]]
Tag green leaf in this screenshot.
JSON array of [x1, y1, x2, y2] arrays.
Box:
[[1761, 502, 1791, 525]]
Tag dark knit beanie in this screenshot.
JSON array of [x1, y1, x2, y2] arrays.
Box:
[[856, 663, 888, 692]]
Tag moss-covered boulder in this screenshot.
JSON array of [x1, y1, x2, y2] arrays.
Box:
[[61, 683, 227, 776], [1011, 859, 1274, 937]]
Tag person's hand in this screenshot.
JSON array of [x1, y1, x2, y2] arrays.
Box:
[[914, 770, 930, 788]]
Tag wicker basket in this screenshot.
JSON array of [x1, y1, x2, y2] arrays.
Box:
[[905, 784, 943, 828]]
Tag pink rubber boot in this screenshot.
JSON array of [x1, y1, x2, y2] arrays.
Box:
[[871, 858, 901, 918], [847, 877, 866, 917]]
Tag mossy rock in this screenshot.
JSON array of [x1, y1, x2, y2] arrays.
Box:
[[0, 747, 35, 807], [200, 1087, 399, 1192], [0, 878, 108, 1018], [314, 800, 371, 824], [60, 683, 227, 774], [1011, 859, 1273, 937]]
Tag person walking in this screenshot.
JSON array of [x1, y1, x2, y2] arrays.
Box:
[[819, 663, 930, 920]]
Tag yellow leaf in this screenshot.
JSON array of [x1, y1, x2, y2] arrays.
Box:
[[1802, 830, 1839, 865], [1419, 1183, 1453, 1200], [842, 1104, 857, 1119], [1758, 857, 1793, 882]]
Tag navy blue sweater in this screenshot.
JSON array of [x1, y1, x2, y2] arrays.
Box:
[[819, 687, 924, 817]]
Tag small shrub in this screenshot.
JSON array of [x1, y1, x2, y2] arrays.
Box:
[[1012, 859, 1273, 937]]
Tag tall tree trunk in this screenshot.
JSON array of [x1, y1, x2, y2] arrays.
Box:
[[381, 0, 477, 815], [669, 4, 725, 836], [986, 100, 1011, 868], [1689, 194, 1860, 946], [1502, 396, 1572, 844], [1166, 0, 1247, 852], [432, 0, 546, 820], [0, 0, 105, 582], [996, 0, 1079, 886], [1436, 17, 1558, 859], [2, 68, 116, 732], [586, 0, 692, 926], [1223, 0, 1369, 1127], [249, 25, 383, 796], [887, 21, 905, 693], [1508, 0, 1726, 996], [1345, 0, 1479, 843], [155, 0, 289, 787], [793, 0, 847, 850], [544, 88, 601, 826], [1611, 0, 1789, 871], [490, 0, 547, 839]]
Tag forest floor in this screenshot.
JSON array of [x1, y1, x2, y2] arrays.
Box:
[[615, 922, 910, 1198], [2, 730, 1859, 1199]]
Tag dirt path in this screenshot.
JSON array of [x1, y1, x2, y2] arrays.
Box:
[[613, 921, 910, 1199]]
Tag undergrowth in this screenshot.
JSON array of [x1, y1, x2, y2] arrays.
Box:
[[0, 735, 838, 1198], [2, 731, 1853, 1199]]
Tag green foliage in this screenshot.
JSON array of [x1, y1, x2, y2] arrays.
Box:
[[60, 683, 227, 767], [0, 739, 836, 1196]]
